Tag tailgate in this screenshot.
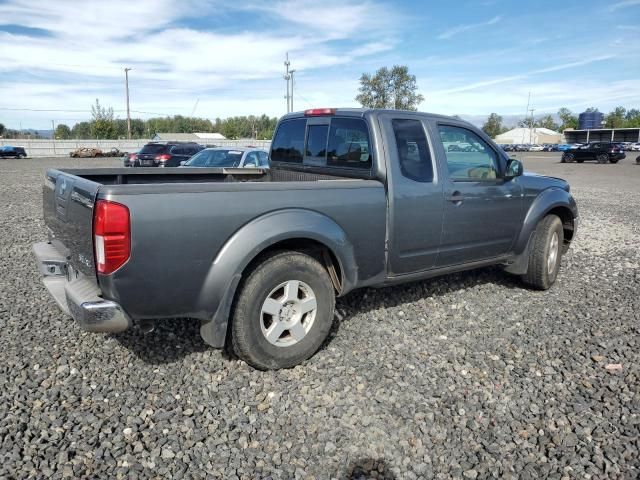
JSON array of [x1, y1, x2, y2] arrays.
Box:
[[43, 169, 100, 277]]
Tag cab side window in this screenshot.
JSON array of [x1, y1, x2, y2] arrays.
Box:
[[392, 119, 433, 182], [271, 119, 306, 163], [438, 125, 500, 181]]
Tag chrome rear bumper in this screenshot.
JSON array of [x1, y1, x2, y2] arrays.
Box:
[[33, 241, 131, 333]]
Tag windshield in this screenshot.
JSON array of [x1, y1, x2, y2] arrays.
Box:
[[185, 149, 243, 167]]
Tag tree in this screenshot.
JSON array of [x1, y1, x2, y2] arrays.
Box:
[[534, 115, 559, 131], [518, 117, 535, 128], [54, 124, 71, 139], [356, 65, 424, 111], [625, 108, 640, 128], [605, 106, 627, 128], [0, 123, 5, 136], [482, 113, 503, 138], [557, 107, 578, 131], [90, 99, 117, 139], [72, 122, 92, 139]]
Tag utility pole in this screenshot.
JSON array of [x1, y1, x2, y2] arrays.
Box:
[[51, 120, 56, 155], [529, 108, 535, 144], [283, 53, 291, 113], [289, 69, 296, 113], [124, 67, 132, 139]]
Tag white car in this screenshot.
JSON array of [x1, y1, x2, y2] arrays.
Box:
[[180, 147, 270, 168], [529, 144, 544, 151], [629, 143, 640, 151]]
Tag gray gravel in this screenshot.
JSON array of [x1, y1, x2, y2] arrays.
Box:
[[1, 154, 639, 479]]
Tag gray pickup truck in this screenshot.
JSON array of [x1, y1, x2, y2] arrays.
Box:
[[33, 108, 578, 369]]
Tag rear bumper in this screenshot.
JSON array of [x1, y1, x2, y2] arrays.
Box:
[[33, 241, 131, 333]]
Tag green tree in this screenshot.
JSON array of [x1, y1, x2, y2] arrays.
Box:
[[90, 99, 117, 139], [356, 65, 424, 110], [482, 113, 503, 138], [605, 106, 627, 128], [535, 115, 559, 131], [625, 108, 640, 128], [54, 124, 71, 139], [72, 122, 92, 139], [0, 123, 5, 136], [557, 107, 578, 131]]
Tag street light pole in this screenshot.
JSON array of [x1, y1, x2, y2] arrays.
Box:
[[124, 67, 132, 139]]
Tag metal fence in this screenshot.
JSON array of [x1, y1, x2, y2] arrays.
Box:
[[0, 138, 272, 157]]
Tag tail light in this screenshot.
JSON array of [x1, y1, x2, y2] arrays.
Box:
[[93, 200, 130, 274], [155, 154, 171, 161], [129, 153, 138, 160]]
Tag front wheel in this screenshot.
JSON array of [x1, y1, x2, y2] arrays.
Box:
[[597, 153, 609, 164], [230, 251, 336, 370], [563, 153, 574, 163], [522, 215, 564, 290]]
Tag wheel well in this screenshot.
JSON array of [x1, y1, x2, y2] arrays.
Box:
[[547, 206, 575, 250], [241, 238, 343, 294]]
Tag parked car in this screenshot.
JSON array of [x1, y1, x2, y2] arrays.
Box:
[[70, 147, 102, 158], [123, 151, 138, 167], [135, 142, 203, 167], [556, 144, 573, 152], [541, 144, 556, 152], [629, 143, 640, 151], [529, 144, 544, 152], [180, 147, 269, 168], [0, 145, 27, 158], [561, 142, 626, 164], [33, 108, 578, 369]]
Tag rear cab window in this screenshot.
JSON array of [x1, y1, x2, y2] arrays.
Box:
[[270, 116, 373, 172]]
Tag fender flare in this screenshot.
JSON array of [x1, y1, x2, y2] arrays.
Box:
[[198, 209, 357, 348], [505, 188, 577, 274]]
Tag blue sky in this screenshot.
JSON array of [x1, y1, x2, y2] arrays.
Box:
[[0, 0, 639, 129]]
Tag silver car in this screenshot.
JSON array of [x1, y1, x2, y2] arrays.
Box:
[[180, 147, 269, 168]]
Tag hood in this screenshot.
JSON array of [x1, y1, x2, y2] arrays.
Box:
[[523, 171, 570, 192]]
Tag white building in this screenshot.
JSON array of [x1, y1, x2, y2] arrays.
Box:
[[495, 127, 563, 144]]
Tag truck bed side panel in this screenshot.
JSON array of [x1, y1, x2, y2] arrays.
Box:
[[98, 181, 386, 320]]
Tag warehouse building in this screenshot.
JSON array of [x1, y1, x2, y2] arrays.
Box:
[[564, 128, 640, 144]]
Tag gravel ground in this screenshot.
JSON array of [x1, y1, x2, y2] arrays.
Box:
[[1, 154, 639, 479]]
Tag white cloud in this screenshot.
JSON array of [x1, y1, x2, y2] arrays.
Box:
[[609, 0, 640, 11], [437, 16, 501, 40]]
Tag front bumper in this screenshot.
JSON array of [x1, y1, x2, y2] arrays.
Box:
[[33, 241, 131, 333]]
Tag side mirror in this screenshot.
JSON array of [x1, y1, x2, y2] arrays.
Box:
[[179, 160, 186, 166], [505, 158, 523, 179]]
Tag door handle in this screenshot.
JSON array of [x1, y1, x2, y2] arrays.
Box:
[[446, 191, 464, 203]]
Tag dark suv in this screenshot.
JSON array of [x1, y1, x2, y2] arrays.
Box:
[[562, 142, 626, 164], [0, 146, 27, 158], [136, 142, 203, 167]]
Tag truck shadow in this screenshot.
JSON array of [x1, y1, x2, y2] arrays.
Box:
[[324, 265, 522, 349], [110, 318, 210, 364], [112, 266, 521, 365]]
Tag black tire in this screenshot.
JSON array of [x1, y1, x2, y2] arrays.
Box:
[[230, 251, 335, 370], [636, 156, 640, 165], [522, 215, 564, 290], [576, 159, 584, 163], [563, 153, 574, 163], [597, 153, 608, 164]]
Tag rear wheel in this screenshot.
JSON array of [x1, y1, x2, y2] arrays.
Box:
[[597, 153, 609, 164], [230, 251, 335, 370], [522, 215, 564, 290]]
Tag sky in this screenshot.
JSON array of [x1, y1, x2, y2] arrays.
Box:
[[0, 0, 639, 130]]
